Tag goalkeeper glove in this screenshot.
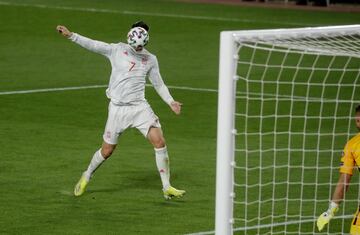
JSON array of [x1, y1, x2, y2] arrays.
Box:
[[317, 201, 339, 231]]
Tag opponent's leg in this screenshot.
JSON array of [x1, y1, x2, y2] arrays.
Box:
[[147, 127, 185, 199], [74, 142, 116, 196]]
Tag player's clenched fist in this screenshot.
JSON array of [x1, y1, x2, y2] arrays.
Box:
[[56, 25, 72, 38]]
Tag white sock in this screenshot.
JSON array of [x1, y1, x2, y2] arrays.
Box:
[[83, 149, 106, 181], [155, 146, 170, 190]]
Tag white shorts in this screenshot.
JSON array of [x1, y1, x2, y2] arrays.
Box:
[[103, 101, 161, 145]]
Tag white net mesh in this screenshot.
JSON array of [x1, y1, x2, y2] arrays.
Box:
[[233, 27, 360, 234]]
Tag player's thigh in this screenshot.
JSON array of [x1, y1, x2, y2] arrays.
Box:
[[133, 103, 162, 139], [147, 127, 166, 148], [103, 102, 128, 145], [350, 208, 360, 235]]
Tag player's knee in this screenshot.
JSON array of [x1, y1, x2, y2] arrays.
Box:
[[101, 146, 115, 159], [153, 137, 166, 149]]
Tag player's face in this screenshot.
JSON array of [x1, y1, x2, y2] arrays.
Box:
[[355, 112, 360, 130], [135, 45, 143, 51]]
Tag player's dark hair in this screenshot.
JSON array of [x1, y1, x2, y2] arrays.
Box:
[[356, 104, 360, 113], [131, 21, 149, 32]]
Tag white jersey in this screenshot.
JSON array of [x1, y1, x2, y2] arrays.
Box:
[[69, 33, 174, 106]]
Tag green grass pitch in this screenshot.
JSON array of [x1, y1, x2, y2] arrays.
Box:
[[1, 0, 360, 234]]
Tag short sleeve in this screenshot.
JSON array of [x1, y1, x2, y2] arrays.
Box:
[[340, 142, 355, 175]]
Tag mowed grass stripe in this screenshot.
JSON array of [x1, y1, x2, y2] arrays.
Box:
[[185, 214, 354, 235], [0, 1, 319, 26]]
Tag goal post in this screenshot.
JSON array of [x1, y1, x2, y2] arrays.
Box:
[[216, 31, 238, 235], [216, 25, 360, 235]]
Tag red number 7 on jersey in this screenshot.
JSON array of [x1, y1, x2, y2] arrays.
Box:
[[129, 61, 136, 71]]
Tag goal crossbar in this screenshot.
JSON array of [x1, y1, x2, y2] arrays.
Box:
[[232, 25, 360, 42]]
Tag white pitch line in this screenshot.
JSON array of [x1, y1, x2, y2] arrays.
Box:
[[2, 84, 357, 104], [0, 1, 318, 26], [166, 84, 217, 93], [185, 214, 354, 235], [0, 84, 107, 95], [0, 84, 218, 96]]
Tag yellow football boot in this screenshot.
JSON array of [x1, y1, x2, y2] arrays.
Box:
[[163, 186, 186, 200], [74, 175, 89, 197]]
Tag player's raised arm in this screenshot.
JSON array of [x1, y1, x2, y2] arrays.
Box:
[[148, 57, 182, 115], [56, 25, 112, 57]]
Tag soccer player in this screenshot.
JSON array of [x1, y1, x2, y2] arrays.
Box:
[[317, 105, 360, 234], [56, 21, 185, 200]]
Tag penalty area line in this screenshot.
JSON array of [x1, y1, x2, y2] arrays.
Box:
[[185, 214, 354, 235], [1, 85, 356, 103], [0, 84, 108, 95], [0, 84, 218, 96]]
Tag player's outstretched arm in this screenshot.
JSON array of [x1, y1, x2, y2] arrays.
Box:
[[56, 25, 112, 57], [317, 173, 352, 231]]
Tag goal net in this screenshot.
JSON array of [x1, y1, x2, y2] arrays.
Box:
[[216, 25, 360, 235]]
